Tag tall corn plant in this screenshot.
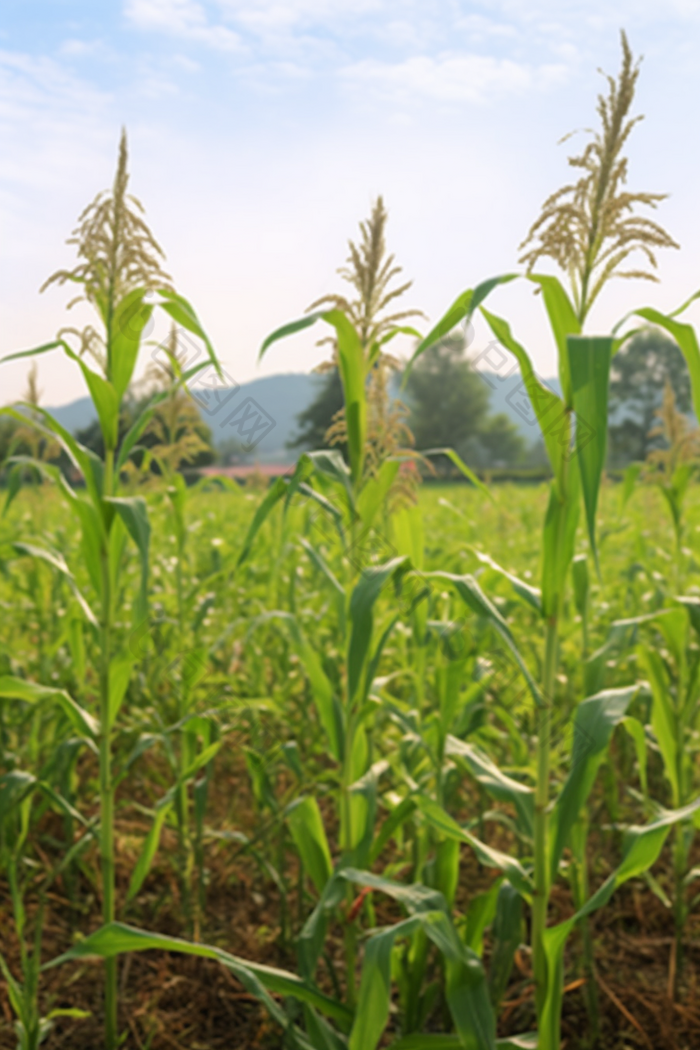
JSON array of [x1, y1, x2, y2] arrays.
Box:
[[1, 130, 219, 1050], [404, 31, 696, 1048]]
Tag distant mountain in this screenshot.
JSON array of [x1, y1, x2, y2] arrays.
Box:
[[46, 396, 98, 435], [46, 374, 324, 465], [44, 369, 562, 462]]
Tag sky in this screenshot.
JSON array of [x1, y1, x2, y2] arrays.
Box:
[[1, 1, 700, 408]]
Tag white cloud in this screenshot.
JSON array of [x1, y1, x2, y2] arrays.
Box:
[[125, 0, 243, 51], [340, 52, 567, 105]]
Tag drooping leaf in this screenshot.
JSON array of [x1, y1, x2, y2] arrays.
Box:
[[429, 572, 543, 708], [13, 542, 98, 627], [417, 797, 532, 900], [473, 550, 542, 614], [446, 736, 534, 838], [46, 922, 350, 1036], [0, 677, 98, 738], [404, 274, 518, 375], [480, 308, 569, 490]]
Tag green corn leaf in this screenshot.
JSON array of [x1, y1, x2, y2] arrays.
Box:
[[300, 538, 344, 599], [300, 449, 355, 511], [338, 869, 495, 1050], [13, 542, 98, 627], [180, 741, 221, 782], [549, 686, 638, 884], [109, 289, 156, 400], [488, 882, 523, 1010], [237, 474, 298, 568], [1, 405, 104, 509], [435, 836, 461, 909], [77, 363, 120, 451], [350, 916, 421, 1050], [105, 497, 151, 622], [540, 796, 700, 1050], [390, 1038, 536, 1050], [260, 310, 367, 486], [429, 572, 543, 708], [369, 796, 417, 865], [1, 339, 67, 365], [464, 880, 502, 956], [357, 459, 400, 531], [323, 309, 367, 487], [677, 596, 700, 639], [287, 796, 334, 895], [157, 289, 220, 376], [348, 557, 408, 704], [0, 770, 37, 826], [392, 505, 424, 570], [445, 736, 534, 839], [405, 274, 517, 375], [127, 792, 175, 901], [472, 550, 542, 614], [639, 647, 680, 806], [566, 335, 612, 567], [416, 796, 532, 900], [625, 307, 700, 422], [480, 308, 569, 490], [346, 761, 385, 867], [420, 448, 492, 499], [526, 274, 580, 408], [437, 658, 469, 731], [259, 313, 320, 358], [621, 715, 648, 800], [571, 553, 589, 621], [256, 610, 342, 759], [0, 677, 98, 738], [108, 655, 133, 729], [2, 462, 24, 516], [115, 394, 164, 474], [541, 469, 580, 622], [45, 921, 349, 1036]]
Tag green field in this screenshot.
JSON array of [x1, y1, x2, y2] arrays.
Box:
[[2, 477, 700, 1049]]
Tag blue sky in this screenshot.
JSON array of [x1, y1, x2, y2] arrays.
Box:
[[1, 1, 699, 406]]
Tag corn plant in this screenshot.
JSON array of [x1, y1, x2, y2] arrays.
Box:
[[398, 32, 700, 1048], [0, 131, 219, 1050], [0, 680, 96, 1049]]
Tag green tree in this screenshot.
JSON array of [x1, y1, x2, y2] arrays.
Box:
[[405, 332, 490, 456], [608, 327, 691, 464], [476, 412, 526, 467]]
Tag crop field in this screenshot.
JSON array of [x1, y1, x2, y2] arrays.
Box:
[[3, 474, 700, 1050], [4, 28, 700, 1050]]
